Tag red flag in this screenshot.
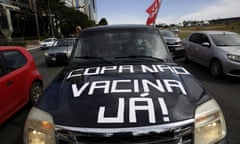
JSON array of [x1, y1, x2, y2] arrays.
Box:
[[146, 0, 162, 25]]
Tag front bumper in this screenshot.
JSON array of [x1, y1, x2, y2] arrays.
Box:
[[222, 59, 240, 77], [54, 119, 228, 144], [55, 119, 194, 144]]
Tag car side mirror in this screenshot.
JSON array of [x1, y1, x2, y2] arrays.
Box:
[[201, 42, 211, 47]]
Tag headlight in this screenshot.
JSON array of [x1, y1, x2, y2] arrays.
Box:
[[194, 99, 226, 144], [24, 107, 56, 144], [227, 54, 240, 62], [44, 52, 49, 57], [66, 50, 72, 57]]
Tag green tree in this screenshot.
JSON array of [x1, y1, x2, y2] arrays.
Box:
[[98, 18, 108, 25], [36, 0, 96, 37]]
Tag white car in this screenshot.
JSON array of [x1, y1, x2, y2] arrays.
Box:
[[40, 38, 57, 50]]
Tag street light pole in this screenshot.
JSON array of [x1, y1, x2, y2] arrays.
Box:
[[48, 0, 54, 38], [32, 0, 40, 39]]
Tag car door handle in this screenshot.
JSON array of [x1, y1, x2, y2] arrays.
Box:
[[6, 80, 14, 86]]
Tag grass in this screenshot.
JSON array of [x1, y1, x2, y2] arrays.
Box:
[[177, 22, 240, 39]]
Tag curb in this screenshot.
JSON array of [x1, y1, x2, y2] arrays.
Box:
[[26, 44, 40, 50]]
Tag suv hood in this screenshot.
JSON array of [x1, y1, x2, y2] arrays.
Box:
[[38, 64, 210, 128]]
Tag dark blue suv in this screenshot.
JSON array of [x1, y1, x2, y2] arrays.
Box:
[[24, 25, 227, 144]]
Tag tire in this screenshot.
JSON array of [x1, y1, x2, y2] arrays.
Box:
[[184, 51, 189, 63], [30, 81, 43, 105], [210, 59, 223, 78]]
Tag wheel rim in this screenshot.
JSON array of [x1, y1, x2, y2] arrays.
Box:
[[31, 82, 43, 104], [211, 60, 222, 77]]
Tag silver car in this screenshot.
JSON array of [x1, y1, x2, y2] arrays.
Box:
[[183, 31, 240, 77], [160, 30, 184, 58], [44, 38, 76, 66]]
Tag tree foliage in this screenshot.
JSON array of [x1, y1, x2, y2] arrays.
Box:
[[36, 0, 96, 37], [98, 18, 108, 25]]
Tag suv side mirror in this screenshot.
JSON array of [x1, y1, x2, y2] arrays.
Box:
[[201, 42, 211, 47]]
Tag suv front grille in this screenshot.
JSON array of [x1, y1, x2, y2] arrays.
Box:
[[56, 120, 194, 144]]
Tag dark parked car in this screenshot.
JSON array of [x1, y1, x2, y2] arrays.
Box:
[[160, 30, 184, 58], [44, 38, 76, 66], [0, 46, 43, 124], [24, 25, 227, 144], [183, 31, 240, 77]]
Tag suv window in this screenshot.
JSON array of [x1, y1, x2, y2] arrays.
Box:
[[2, 50, 27, 73]]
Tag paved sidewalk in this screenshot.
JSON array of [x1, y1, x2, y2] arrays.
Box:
[[26, 44, 40, 50], [24, 39, 40, 50]]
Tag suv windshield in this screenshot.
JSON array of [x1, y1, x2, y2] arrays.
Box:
[[72, 27, 168, 62]]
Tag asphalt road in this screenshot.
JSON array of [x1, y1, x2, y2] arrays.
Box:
[[0, 49, 239, 144]]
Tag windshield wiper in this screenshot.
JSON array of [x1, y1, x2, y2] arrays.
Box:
[[115, 55, 165, 62], [73, 56, 113, 64]]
